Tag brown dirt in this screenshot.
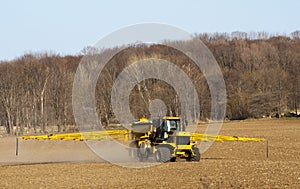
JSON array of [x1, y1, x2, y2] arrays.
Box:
[[1, 119, 300, 188]]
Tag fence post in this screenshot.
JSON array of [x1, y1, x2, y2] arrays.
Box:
[[16, 137, 19, 156]]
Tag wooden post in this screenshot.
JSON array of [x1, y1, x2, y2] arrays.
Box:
[[266, 140, 269, 159], [16, 137, 19, 156]]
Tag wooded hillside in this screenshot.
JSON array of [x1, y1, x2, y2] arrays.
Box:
[[0, 32, 299, 135]]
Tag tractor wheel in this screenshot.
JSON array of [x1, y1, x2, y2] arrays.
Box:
[[190, 147, 200, 162], [138, 142, 149, 162], [155, 147, 171, 162], [138, 149, 149, 162], [129, 141, 138, 160]]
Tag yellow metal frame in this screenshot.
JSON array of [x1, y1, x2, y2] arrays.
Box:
[[21, 129, 264, 142], [21, 130, 130, 141], [163, 116, 180, 120]]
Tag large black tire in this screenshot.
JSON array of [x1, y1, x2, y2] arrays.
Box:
[[138, 148, 149, 162], [190, 147, 200, 162], [128, 141, 138, 160], [138, 142, 149, 162], [155, 147, 171, 162]]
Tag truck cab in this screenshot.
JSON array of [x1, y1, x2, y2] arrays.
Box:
[[153, 116, 181, 140]]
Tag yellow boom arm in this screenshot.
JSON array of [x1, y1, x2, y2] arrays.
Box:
[[21, 130, 264, 142]]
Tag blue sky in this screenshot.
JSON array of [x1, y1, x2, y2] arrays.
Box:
[[1, 0, 299, 61]]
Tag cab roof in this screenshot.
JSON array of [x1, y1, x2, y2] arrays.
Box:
[[163, 116, 180, 120]]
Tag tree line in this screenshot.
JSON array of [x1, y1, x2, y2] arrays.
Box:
[[0, 31, 299, 135]]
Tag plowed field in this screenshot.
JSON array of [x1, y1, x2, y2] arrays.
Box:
[[1, 119, 300, 188]]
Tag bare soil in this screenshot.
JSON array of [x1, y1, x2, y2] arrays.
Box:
[[1, 119, 300, 188]]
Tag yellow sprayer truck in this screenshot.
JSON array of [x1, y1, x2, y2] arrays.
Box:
[[129, 116, 200, 162]]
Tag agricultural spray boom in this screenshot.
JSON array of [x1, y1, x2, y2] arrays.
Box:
[[21, 129, 263, 142], [20, 117, 264, 162]]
